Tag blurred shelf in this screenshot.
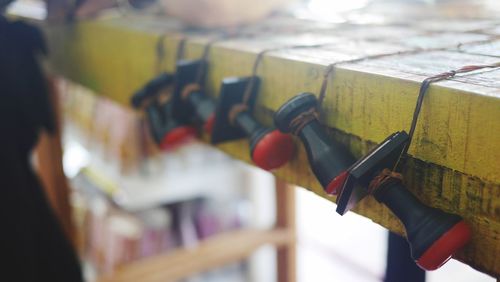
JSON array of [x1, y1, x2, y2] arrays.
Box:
[[64, 125, 245, 212], [76, 161, 244, 211], [97, 228, 292, 282]]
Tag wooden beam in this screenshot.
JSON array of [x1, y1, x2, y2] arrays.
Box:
[[97, 228, 293, 282], [42, 15, 500, 276], [34, 76, 76, 246], [275, 179, 296, 282]]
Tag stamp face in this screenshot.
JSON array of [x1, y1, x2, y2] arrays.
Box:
[[336, 131, 409, 215]]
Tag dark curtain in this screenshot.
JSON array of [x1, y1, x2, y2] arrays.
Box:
[[0, 16, 83, 282]]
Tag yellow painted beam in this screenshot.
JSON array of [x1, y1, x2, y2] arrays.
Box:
[[44, 16, 500, 276]]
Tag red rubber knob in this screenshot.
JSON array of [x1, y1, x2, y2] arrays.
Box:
[[252, 130, 294, 171], [416, 220, 471, 270], [159, 126, 197, 150], [204, 113, 216, 135], [325, 170, 348, 195]]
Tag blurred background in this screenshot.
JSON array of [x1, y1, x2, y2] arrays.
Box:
[[3, 0, 499, 281]]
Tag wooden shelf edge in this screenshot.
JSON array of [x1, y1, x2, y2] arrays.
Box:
[[97, 228, 293, 282]]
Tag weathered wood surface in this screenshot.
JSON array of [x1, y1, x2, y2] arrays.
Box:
[[44, 2, 500, 276]]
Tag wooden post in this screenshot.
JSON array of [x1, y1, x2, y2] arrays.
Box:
[[275, 179, 296, 282], [35, 76, 76, 247]]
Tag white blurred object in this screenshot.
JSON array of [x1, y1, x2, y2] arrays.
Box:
[[298, 0, 371, 23], [103, 213, 143, 273], [159, 0, 294, 28], [308, 0, 370, 14]]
